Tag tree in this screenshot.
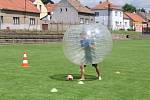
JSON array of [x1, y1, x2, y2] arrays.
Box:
[[137, 8, 146, 13], [41, 0, 46, 3], [122, 3, 136, 12], [140, 8, 146, 12], [41, 0, 54, 4]]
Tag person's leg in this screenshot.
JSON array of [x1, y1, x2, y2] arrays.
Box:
[[80, 64, 85, 80], [92, 64, 102, 80]]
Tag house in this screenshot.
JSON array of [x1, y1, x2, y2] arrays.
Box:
[[48, 0, 95, 24], [123, 13, 131, 30], [29, 0, 48, 19], [124, 12, 146, 32], [93, 0, 124, 30], [137, 12, 150, 34], [0, 0, 40, 30], [137, 12, 150, 27]]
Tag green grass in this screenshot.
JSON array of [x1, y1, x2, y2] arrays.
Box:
[[0, 40, 150, 100]]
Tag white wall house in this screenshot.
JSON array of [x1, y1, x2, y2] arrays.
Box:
[[93, 1, 124, 30], [123, 14, 131, 30], [111, 10, 124, 30]]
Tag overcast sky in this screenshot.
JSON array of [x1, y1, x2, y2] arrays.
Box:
[[52, 0, 150, 10]]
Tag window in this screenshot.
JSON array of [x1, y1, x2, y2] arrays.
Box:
[[85, 19, 89, 24], [0, 16, 3, 24], [60, 8, 62, 12], [120, 22, 122, 25], [95, 12, 99, 16], [115, 21, 119, 26], [125, 22, 127, 27], [120, 12, 122, 17], [13, 17, 19, 25], [91, 19, 93, 22], [80, 18, 84, 24], [50, 16, 52, 20], [66, 8, 67, 12], [115, 11, 117, 16], [30, 18, 35, 25], [39, 5, 42, 11]]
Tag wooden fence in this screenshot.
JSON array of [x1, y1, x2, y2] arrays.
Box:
[[0, 32, 64, 44], [142, 27, 150, 34], [41, 21, 79, 32]]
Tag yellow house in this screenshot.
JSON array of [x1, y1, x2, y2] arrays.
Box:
[[31, 0, 48, 19]]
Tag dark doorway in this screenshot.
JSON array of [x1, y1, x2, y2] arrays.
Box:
[[42, 24, 48, 31]]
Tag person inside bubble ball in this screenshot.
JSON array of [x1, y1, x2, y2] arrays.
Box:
[[79, 32, 102, 80]]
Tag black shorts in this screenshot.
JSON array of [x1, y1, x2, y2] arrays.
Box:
[[84, 64, 97, 67]]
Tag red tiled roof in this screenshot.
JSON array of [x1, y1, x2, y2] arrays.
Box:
[[46, 3, 57, 12], [123, 13, 130, 19], [93, 1, 121, 10], [124, 12, 146, 22], [0, 0, 39, 13], [67, 0, 94, 14], [138, 12, 150, 21]]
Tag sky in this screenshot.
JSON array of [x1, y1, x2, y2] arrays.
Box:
[[52, 0, 150, 11]]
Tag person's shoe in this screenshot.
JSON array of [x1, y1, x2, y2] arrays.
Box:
[[98, 76, 102, 80]]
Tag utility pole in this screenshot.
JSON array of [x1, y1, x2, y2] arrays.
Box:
[[24, 0, 26, 24], [107, 3, 111, 29], [0, 10, 1, 29]]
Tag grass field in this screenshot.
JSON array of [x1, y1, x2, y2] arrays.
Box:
[[0, 40, 150, 100]]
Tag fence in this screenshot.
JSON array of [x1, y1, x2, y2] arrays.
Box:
[[0, 31, 64, 44], [41, 21, 79, 33], [142, 27, 150, 34], [0, 22, 80, 44]]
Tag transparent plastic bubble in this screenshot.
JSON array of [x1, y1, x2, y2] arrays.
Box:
[[63, 23, 112, 65]]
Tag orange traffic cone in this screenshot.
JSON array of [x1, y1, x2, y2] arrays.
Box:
[[21, 51, 29, 68]]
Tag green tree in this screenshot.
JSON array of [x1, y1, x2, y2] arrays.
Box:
[[137, 8, 146, 13], [41, 0, 46, 3], [140, 8, 146, 12], [122, 3, 136, 12]]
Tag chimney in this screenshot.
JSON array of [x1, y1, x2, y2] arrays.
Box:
[[99, 1, 102, 3], [106, 0, 109, 2]]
